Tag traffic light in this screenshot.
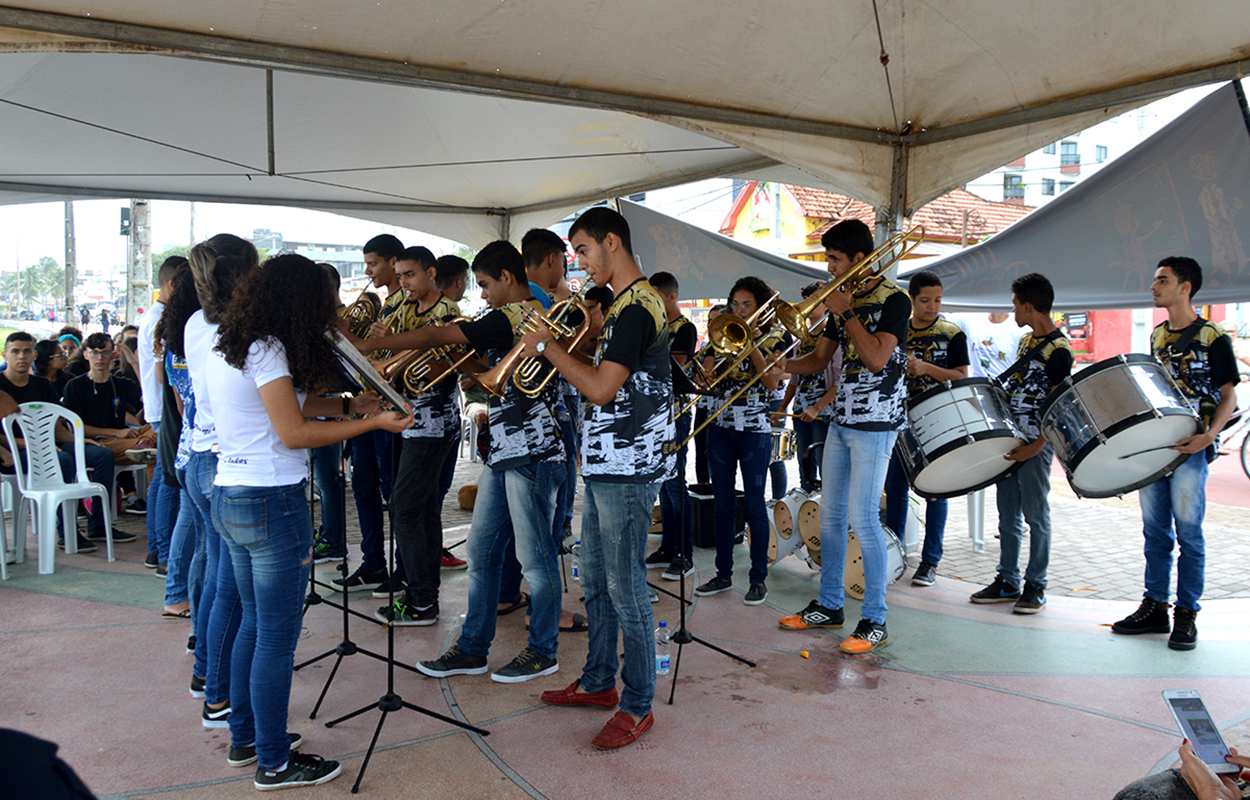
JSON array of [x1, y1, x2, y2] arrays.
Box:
[[120, 207, 131, 236]]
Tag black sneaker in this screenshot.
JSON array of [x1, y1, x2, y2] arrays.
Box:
[[779, 599, 845, 630], [87, 527, 137, 543], [911, 562, 937, 587], [186, 635, 196, 655], [693, 576, 733, 596], [254, 752, 342, 790], [491, 647, 559, 684], [1168, 606, 1198, 651], [143, 551, 160, 568], [1013, 581, 1046, 615], [970, 574, 1021, 604], [311, 538, 345, 564], [839, 619, 889, 653], [743, 583, 768, 605], [332, 564, 387, 594], [228, 732, 303, 768], [124, 496, 148, 515], [417, 645, 488, 678], [661, 556, 695, 581], [1111, 597, 1171, 635], [375, 600, 438, 627], [156, 562, 168, 577], [190, 675, 205, 698], [60, 533, 97, 554], [202, 701, 231, 729], [645, 547, 676, 569], [371, 573, 408, 599]]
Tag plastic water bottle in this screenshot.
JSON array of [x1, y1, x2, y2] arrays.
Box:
[[655, 621, 671, 675], [570, 540, 580, 581]]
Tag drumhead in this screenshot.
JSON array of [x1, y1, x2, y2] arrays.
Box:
[[1066, 414, 1201, 498], [907, 431, 1025, 499], [1039, 353, 1161, 419]]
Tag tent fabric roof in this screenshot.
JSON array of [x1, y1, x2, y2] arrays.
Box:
[[1, 2, 1249, 239]]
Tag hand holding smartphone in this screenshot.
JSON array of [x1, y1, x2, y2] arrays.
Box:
[[1163, 690, 1240, 774]]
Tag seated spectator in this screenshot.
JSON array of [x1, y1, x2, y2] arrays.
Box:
[[35, 340, 70, 397], [1114, 743, 1248, 800], [61, 332, 155, 517], [0, 332, 130, 548]]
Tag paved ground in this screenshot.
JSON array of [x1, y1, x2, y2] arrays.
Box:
[[2, 430, 1248, 800]]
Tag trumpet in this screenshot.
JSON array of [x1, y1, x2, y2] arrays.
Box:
[[772, 225, 925, 348], [477, 285, 593, 398], [342, 284, 383, 340]]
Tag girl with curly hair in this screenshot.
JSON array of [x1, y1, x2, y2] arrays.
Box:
[[34, 339, 70, 396], [695, 275, 784, 607], [208, 253, 411, 790]]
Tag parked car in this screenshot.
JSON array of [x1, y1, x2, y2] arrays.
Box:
[[17, 310, 37, 321]]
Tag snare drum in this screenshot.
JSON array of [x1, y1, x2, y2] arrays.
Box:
[[771, 488, 808, 541], [900, 378, 1026, 499], [770, 427, 796, 463], [1040, 354, 1201, 498], [844, 527, 906, 600]]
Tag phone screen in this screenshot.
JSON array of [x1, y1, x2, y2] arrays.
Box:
[[1167, 695, 1232, 765]]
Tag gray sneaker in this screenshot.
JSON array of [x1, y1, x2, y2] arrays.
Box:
[[694, 576, 733, 596], [491, 647, 559, 684], [911, 562, 937, 586], [416, 645, 488, 678], [743, 583, 768, 605]]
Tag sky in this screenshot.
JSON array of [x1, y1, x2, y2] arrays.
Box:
[[0, 83, 1221, 293]]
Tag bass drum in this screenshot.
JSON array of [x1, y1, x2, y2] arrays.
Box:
[[900, 378, 1026, 499], [798, 494, 822, 567], [1040, 354, 1201, 498], [844, 527, 906, 601], [768, 489, 808, 566]]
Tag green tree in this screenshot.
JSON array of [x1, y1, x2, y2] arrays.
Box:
[[150, 245, 191, 283]]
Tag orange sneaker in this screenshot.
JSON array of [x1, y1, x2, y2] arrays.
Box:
[[838, 619, 888, 653], [778, 600, 844, 630]]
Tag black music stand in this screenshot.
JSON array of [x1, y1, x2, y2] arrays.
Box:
[[648, 357, 756, 705], [323, 436, 488, 794]]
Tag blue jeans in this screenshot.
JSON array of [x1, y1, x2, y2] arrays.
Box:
[[1139, 451, 1207, 611], [818, 424, 897, 624], [457, 461, 565, 661], [310, 442, 344, 550], [883, 447, 947, 567], [146, 444, 178, 563], [349, 429, 392, 574], [707, 425, 771, 585], [995, 445, 1054, 589], [164, 482, 201, 607], [59, 443, 114, 534], [767, 398, 787, 500], [792, 416, 828, 493], [579, 479, 660, 718], [658, 413, 692, 558], [213, 481, 313, 772], [553, 413, 578, 543], [188, 449, 240, 705]]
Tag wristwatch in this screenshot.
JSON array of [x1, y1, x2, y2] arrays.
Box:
[[840, 309, 856, 324], [536, 338, 552, 355]]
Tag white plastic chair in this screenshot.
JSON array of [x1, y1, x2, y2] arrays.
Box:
[[0, 473, 26, 580], [1, 403, 114, 575]]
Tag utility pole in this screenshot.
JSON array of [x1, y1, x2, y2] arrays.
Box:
[[126, 199, 152, 323], [64, 200, 77, 322], [189, 201, 196, 247]]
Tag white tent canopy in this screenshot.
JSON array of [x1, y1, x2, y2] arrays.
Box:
[[2, 2, 1249, 242]]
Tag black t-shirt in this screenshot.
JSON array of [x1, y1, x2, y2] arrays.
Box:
[[0, 372, 60, 406], [668, 316, 697, 357], [61, 373, 143, 430]]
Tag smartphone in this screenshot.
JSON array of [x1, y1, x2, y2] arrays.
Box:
[[1163, 690, 1240, 774]]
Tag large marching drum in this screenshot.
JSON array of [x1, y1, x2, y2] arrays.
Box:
[[1040, 354, 1201, 498], [896, 378, 1027, 499]]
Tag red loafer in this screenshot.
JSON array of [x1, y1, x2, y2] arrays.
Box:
[[540, 679, 619, 708], [591, 710, 654, 750]]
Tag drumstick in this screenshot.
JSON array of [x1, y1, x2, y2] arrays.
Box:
[[1118, 445, 1179, 459]]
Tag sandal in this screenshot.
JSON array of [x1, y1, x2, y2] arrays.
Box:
[[162, 608, 191, 621], [496, 591, 529, 616], [559, 613, 588, 633]]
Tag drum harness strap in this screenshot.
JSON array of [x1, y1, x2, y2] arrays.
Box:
[[993, 330, 1064, 389]]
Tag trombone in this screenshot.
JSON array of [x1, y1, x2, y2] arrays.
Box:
[[477, 284, 594, 398], [680, 332, 802, 449], [674, 297, 781, 419], [771, 225, 925, 348]]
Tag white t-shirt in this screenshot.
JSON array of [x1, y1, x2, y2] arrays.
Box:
[[956, 314, 1023, 380], [184, 310, 218, 452], [210, 336, 309, 487], [136, 300, 164, 424]]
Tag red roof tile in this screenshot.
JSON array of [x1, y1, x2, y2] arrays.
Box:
[[790, 186, 1032, 243]]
